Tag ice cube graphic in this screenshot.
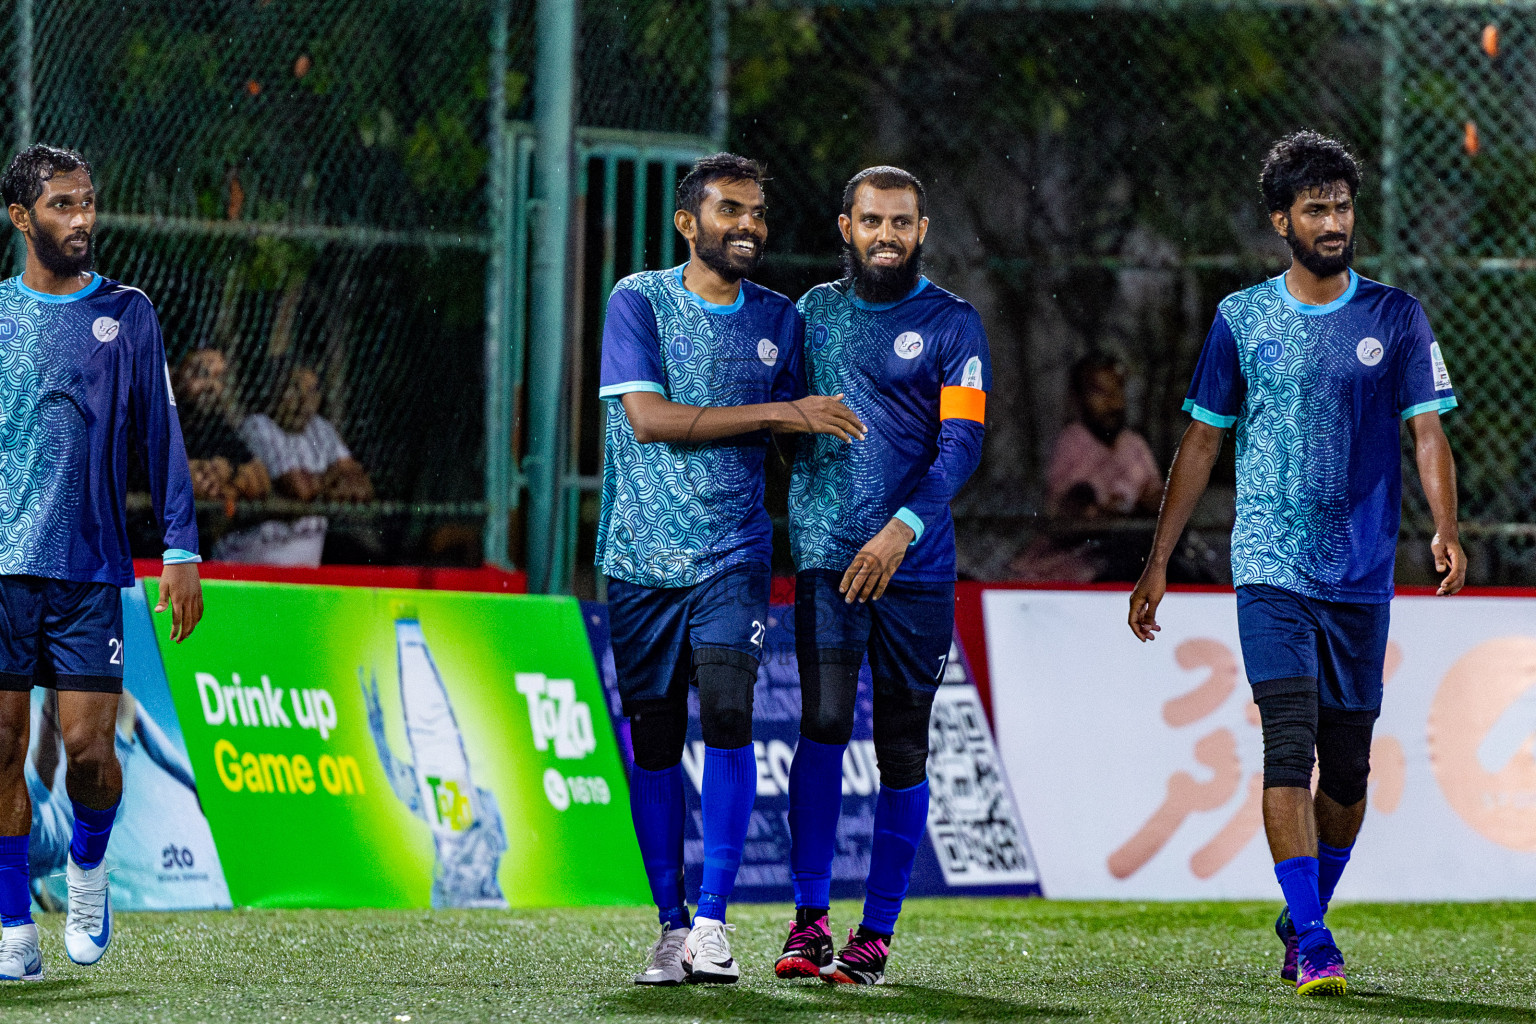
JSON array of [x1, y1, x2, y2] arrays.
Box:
[[366, 602, 508, 909]]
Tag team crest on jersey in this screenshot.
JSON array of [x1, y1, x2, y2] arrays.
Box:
[[1255, 338, 1285, 366], [812, 324, 828, 350], [1356, 337, 1384, 367], [670, 334, 694, 360], [757, 337, 778, 367], [894, 331, 924, 359], [93, 317, 120, 343], [961, 356, 983, 389], [0, 318, 15, 342], [1430, 342, 1453, 390]]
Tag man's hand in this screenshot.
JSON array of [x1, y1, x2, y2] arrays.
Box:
[[1128, 565, 1167, 642], [840, 517, 914, 604], [322, 458, 375, 503], [275, 468, 321, 502], [778, 395, 867, 443], [1432, 532, 1466, 596], [234, 459, 271, 500], [155, 563, 204, 643]]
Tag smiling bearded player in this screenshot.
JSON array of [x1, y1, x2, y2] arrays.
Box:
[[1129, 131, 1465, 997], [778, 166, 990, 985], [0, 145, 203, 982]]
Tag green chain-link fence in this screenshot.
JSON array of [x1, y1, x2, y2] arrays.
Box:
[[5, 0, 1531, 584], [722, 0, 1536, 587]]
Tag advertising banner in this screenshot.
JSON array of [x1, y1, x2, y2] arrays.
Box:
[[148, 580, 647, 909], [587, 600, 1041, 904], [27, 583, 231, 912], [985, 588, 1536, 900]]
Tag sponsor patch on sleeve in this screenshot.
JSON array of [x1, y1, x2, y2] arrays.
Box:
[[1430, 341, 1453, 391], [961, 355, 984, 390]]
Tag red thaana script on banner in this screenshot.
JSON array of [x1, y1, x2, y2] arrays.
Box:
[[1108, 638, 1404, 881]]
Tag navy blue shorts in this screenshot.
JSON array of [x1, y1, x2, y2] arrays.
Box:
[[607, 562, 769, 714], [0, 576, 125, 693], [1236, 584, 1389, 713], [795, 569, 955, 698]]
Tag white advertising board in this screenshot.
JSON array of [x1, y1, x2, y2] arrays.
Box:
[[985, 588, 1536, 900]]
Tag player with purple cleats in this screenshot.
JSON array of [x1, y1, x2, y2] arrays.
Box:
[[780, 166, 990, 985], [598, 154, 862, 985], [0, 145, 204, 981], [1129, 131, 1466, 997]]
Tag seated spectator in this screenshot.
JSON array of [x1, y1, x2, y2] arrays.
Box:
[[1047, 352, 1162, 518], [213, 364, 373, 566], [172, 348, 270, 506]]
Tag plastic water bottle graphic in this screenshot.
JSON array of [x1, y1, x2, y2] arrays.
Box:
[[364, 602, 508, 908]]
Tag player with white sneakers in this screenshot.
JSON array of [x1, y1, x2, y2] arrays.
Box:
[[0, 144, 203, 980]]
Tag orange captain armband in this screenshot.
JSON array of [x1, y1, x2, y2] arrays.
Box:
[[939, 385, 987, 423]]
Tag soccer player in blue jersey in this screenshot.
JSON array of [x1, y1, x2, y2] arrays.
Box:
[[779, 167, 989, 985], [598, 154, 863, 985], [1129, 132, 1465, 997], [0, 145, 203, 981]]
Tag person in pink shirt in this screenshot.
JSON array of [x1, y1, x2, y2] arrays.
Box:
[[1047, 353, 1162, 518]]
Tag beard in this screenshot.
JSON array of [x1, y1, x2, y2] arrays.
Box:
[[845, 239, 923, 305], [34, 225, 94, 277], [693, 221, 763, 282], [1285, 225, 1354, 278]]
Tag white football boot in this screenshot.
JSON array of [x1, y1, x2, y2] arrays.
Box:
[[682, 916, 738, 984], [634, 924, 690, 985], [0, 922, 43, 981], [64, 857, 112, 965]]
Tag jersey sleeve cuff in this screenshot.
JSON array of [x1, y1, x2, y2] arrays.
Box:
[[893, 507, 925, 544], [598, 380, 665, 400], [162, 548, 203, 565], [1400, 396, 1459, 420], [1182, 398, 1237, 428]]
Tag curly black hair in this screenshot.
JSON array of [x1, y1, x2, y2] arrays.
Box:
[[675, 153, 767, 218], [841, 165, 927, 220], [1, 144, 92, 211], [1259, 131, 1360, 214]]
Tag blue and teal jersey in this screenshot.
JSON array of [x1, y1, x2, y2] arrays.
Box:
[[789, 277, 990, 583], [0, 274, 197, 587], [1185, 270, 1458, 602], [596, 265, 803, 589]]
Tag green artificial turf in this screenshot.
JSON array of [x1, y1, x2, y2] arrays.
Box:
[[2, 899, 1534, 1023]]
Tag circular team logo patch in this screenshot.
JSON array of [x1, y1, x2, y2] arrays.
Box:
[[757, 337, 779, 367], [1256, 338, 1285, 366], [812, 324, 828, 351], [1357, 336, 1384, 366], [670, 334, 693, 360], [0, 318, 16, 342], [93, 317, 120, 343], [893, 331, 924, 360]]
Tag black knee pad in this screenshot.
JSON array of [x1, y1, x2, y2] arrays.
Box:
[[872, 688, 935, 790], [797, 646, 861, 746], [629, 695, 688, 772], [695, 647, 758, 749], [1316, 707, 1376, 807], [1256, 687, 1318, 790]]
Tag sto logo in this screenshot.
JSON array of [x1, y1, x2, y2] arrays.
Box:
[[1429, 636, 1536, 850], [1108, 638, 1404, 881]]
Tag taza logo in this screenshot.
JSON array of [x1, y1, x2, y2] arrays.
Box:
[[516, 673, 596, 760]]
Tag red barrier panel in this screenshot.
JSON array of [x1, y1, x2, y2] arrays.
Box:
[[132, 560, 527, 594]]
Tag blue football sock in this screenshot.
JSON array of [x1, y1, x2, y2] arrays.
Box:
[[861, 780, 929, 936], [789, 735, 846, 911], [1317, 841, 1353, 914], [70, 797, 120, 871], [1275, 856, 1331, 953], [628, 764, 690, 929], [697, 744, 755, 923], [0, 834, 31, 928]]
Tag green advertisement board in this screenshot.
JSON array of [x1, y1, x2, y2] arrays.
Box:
[[146, 580, 646, 909]]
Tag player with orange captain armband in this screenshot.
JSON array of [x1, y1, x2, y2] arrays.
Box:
[[777, 166, 990, 986]]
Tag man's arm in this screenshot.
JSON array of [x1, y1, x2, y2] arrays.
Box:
[[619, 390, 864, 445], [1127, 421, 1225, 641], [127, 301, 203, 643], [1408, 411, 1466, 595]]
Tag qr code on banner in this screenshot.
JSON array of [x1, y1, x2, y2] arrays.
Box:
[[926, 683, 1040, 886]]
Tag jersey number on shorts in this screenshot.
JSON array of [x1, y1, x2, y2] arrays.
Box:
[[107, 638, 123, 665], [750, 620, 765, 650]]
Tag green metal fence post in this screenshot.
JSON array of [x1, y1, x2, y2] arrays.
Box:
[[525, 0, 578, 593], [1379, 0, 1403, 288], [482, 0, 513, 569]]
